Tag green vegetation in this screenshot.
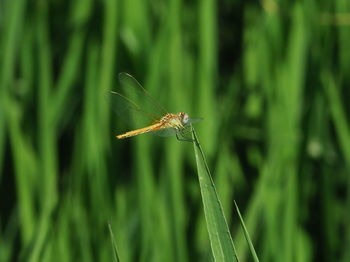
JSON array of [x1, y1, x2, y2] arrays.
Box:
[[192, 128, 238, 261], [1, 0, 350, 261]]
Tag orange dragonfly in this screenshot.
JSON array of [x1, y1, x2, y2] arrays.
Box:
[[110, 73, 201, 141]]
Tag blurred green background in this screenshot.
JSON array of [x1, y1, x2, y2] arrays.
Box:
[[1, 0, 350, 261]]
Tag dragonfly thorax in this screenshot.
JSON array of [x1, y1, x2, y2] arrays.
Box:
[[159, 112, 189, 130]]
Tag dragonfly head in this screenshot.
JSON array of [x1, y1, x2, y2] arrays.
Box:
[[179, 112, 190, 126]]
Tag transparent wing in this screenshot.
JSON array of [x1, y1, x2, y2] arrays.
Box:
[[109, 73, 168, 128], [151, 127, 179, 137], [187, 117, 203, 124]]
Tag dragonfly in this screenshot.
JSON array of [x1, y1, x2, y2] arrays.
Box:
[[110, 73, 201, 141]]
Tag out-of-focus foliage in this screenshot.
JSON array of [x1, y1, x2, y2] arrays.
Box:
[[1, 0, 350, 261]]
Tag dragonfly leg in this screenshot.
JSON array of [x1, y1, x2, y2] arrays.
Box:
[[180, 128, 194, 136], [176, 131, 195, 142]]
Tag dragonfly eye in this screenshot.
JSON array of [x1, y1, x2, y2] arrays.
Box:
[[181, 113, 190, 125]]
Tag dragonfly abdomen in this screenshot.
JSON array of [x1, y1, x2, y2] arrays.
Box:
[[116, 123, 163, 139]]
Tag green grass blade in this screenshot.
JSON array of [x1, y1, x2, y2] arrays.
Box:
[[234, 201, 259, 262], [108, 222, 121, 262], [192, 128, 238, 262]]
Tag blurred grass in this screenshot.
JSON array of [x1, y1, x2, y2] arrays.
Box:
[[1, 0, 350, 262]]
